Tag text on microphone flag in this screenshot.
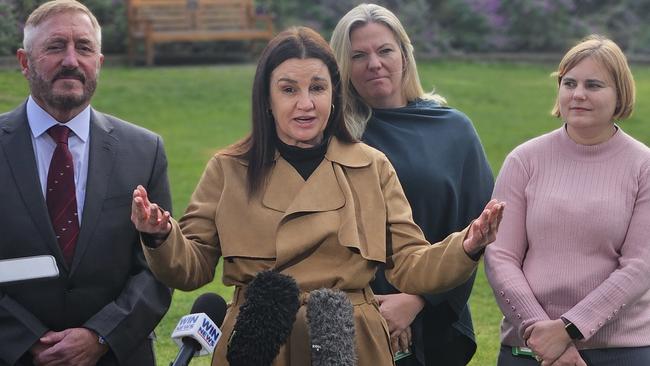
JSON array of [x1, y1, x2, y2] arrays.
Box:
[[198, 318, 220, 347], [171, 312, 222, 356]]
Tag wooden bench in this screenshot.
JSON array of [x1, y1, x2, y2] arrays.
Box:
[[127, 0, 274, 65]]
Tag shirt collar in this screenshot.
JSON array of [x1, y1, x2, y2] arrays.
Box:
[[27, 95, 91, 142]]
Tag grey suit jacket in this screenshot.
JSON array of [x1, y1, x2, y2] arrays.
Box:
[[0, 102, 172, 365]]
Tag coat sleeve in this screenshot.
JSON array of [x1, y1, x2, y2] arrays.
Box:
[[83, 134, 173, 363], [0, 104, 49, 365], [380, 156, 479, 295], [143, 155, 223, 291], [0, 292, 49, 364]]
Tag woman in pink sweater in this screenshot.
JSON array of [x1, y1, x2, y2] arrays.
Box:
[[486, 35, 650, 366]]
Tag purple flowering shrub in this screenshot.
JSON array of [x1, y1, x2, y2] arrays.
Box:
[[267, 0, 650, 56]]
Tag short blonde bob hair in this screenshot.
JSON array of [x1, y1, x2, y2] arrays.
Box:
[[552, 34, 635, 121], [330, 3, 445, 138], [23, 0, 102, 52]]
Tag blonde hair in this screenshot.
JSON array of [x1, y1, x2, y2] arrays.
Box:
[[330, 3, 446, 138], [552, 34, 635, 121], [23, 0, 102, 52]]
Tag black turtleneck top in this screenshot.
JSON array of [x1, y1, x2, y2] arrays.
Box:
[[276, 138, 328, 180]]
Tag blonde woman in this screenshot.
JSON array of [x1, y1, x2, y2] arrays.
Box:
[[486, 35, 650, 365], [132, 27, 504, 366], [331, 4, 494, 365]]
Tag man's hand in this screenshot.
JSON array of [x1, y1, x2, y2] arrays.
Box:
[[32, 328, 108, 366], [29, 331, 54, 360], [524, 319, 571, 365]]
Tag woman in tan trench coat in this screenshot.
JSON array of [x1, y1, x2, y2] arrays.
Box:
[[131, 27, 504, 366]]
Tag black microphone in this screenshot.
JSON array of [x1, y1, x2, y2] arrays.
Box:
[[306, 288, 357, 366], [227, 270, 300, 366], [170, 293, 228, 366]]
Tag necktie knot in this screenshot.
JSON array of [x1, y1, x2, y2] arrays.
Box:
[[48, 125, 71, 145]]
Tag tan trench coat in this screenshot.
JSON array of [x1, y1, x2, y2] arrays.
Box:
[[143, 137, 477, 366]]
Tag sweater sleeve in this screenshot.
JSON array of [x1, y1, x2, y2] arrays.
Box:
[[563, 161, 650, 340], [484, 152, 550, 340]]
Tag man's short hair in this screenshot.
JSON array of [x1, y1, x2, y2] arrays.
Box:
[[23, 0, 102, 52]]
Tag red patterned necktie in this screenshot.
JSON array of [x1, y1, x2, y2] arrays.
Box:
[[46, 125, 80, 266]]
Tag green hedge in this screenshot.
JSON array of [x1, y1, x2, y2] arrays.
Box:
[[0, 0, 126, 56], [1, 0, 649, 58]]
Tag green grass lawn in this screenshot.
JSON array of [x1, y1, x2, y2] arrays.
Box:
[[1, 60, 648, 365]]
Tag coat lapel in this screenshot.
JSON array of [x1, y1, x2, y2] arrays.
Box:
[[284, 159, 345, 216], [262, 157, 346, 216], [270, 138, 372, 270], [262, 138, 370, 215], [261, 157, 306, 213], [271, 158, 345, 270], [0, 102, 65, 266], [70, 110, 117, 273]]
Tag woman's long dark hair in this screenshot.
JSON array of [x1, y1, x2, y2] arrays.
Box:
[[226, 27, 355, 197]]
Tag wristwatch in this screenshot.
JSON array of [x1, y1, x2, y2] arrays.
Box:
[[560, 317, 584, 340]]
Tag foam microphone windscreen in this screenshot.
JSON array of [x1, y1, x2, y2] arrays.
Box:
[[191, 293, 228, 326], [306, 288, 357, 366], [227, 270, 300, 366]]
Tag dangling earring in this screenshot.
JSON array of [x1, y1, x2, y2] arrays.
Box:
[[331, 104, 335, 112]]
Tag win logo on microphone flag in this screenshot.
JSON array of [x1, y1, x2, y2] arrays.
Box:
[[172, 313, 222, 356]]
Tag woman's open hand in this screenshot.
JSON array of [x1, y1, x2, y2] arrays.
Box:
[[131, 185, 171, 236], [463, 199, 505, 257]]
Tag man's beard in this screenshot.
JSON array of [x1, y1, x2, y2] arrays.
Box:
[[28, 66, 97, 111]]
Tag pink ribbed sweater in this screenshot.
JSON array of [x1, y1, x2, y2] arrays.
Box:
[[485, 125, 650, 349]]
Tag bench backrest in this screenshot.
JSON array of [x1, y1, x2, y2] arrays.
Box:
[[196, 0, 255, 31], [127, 0, 262, 34]]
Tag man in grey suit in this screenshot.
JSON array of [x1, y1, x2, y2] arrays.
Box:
[[0, 1, 172, 365]]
